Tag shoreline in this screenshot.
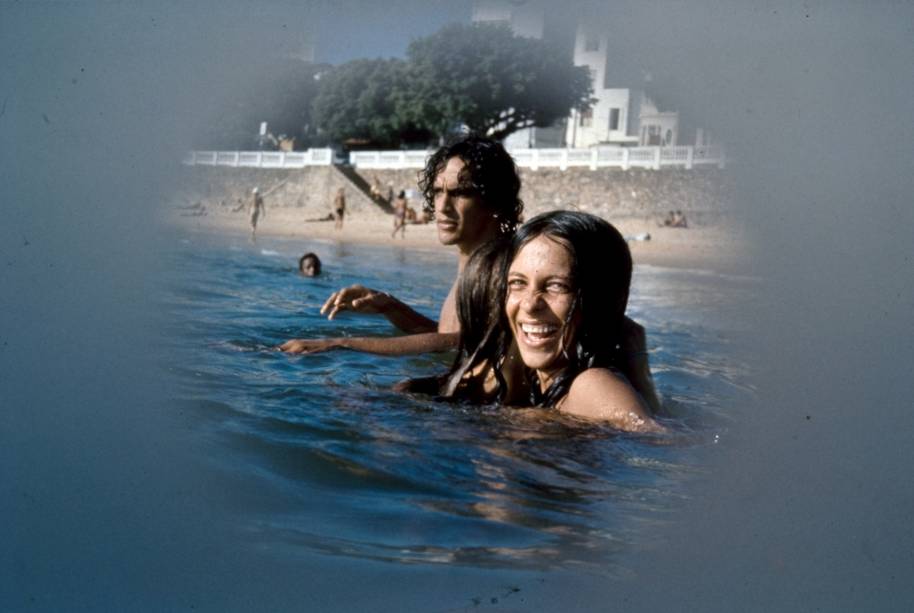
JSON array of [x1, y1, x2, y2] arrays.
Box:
[[167, 206, 749, 275]]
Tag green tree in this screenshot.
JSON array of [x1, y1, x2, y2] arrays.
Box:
[[401, 22, 593, 141], [311, 58, 431, 148]]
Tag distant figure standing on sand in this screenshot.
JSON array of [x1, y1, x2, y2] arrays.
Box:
[[249, 187, 266, 240], [333, 187, 346, 230], [391, 190, 408, 239]]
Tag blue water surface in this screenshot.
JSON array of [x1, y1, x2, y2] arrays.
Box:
[[162, 230, 755, 574]]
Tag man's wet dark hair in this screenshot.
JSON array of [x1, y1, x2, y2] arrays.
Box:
[[506, 211, 632, 408], [418, 135, 523, 235]]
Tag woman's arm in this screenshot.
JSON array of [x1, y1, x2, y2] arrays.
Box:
[[279, 332, 458, 356], [559, 368, 666, 433]]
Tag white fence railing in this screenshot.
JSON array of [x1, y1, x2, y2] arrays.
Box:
[[350, 145, 725, 170], [183, 148, 334, 168], [183, 145, 724, 171]]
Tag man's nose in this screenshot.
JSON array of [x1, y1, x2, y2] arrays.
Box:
[[435, 193, 453, 214]]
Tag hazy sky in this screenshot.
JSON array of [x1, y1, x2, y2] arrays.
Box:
[[3, 1, 914, 610], [308, 0, 471, 62]]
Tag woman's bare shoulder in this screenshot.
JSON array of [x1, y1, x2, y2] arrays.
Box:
[[561, 368, 663, 432]]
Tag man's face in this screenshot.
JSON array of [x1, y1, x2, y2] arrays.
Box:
[[432, 157, 498, 251]]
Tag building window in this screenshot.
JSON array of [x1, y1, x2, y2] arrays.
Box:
[[579, 108, 593, 128], [645, 125, 662, 146], [609, 108, 620, 131], [665, 129, 673, 145], [584, 36, 599, 52]]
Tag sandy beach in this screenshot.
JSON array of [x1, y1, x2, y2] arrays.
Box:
[[168, 203, 748, 275]]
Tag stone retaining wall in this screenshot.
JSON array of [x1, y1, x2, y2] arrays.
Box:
[[174, 165, 389, 220], [355, 167, 733, 225], [175, 165, 734, 227]]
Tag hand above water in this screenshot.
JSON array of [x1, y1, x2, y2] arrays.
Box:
[[320, 284, 437, 334], [321, 284, 392, 320]]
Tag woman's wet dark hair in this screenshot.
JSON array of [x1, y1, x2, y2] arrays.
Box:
[[418, 135, 523, 236], [440, 237, 512, 400], [507, 211, 633, 408]]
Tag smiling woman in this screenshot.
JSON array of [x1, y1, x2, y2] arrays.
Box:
[[505, 211, 662, 432]]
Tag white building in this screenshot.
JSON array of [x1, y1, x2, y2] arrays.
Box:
[[563, 25, 680, 148], [471, 1, 710, 149]]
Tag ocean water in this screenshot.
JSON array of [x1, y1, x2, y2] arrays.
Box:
[[160, 230, 756, 578]]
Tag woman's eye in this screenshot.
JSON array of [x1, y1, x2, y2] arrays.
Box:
[[507, 279, 525, 290], [546, 282, 571, 293]]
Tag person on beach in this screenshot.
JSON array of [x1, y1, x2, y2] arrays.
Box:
[[659, 209, 688, 228], [278, 136, 660, 412], [391, 190, 408, 239], [248, 187, 265, 240], [673, 209, 688, 228], [369, 175, 383, 201], [298, 252, 322, 277], [333, 187, 346, 230]]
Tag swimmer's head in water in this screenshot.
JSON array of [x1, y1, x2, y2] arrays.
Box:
[[418, 135, 523, 236], [298, 252, 321, 277], [506, 211, 632, 406]]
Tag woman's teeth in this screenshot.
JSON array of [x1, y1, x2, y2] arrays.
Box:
[[521, 323, 558, 340]]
